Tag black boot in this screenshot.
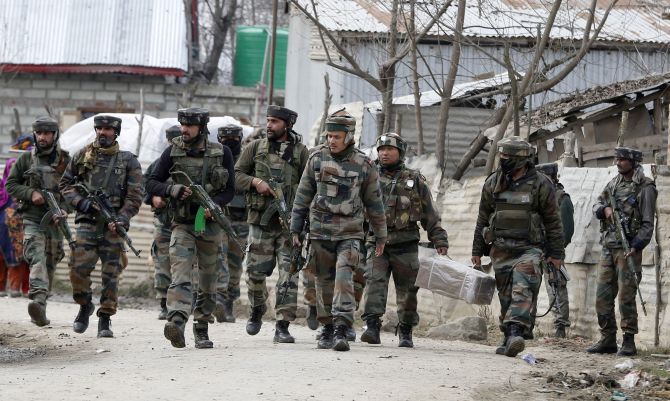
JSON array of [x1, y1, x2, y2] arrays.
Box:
[[504, 324, 525, 357], [222, 299, 235, 323], [193, 321, 213, 349], [397, 323, 414, 348], [346, 326, 356, 342], [274, 320, 295, 343], [28, 299, 50, 327], [317, 324, 334, 349], [306, 305, 318, 330], [158, 298, 168, 320], [164, 318, 186, 348], [73, 302, 95, 334], [97, 314, 114, 338], [333, 325, 350, 352], [361, 318, 381, 344], [495, 327, 508, 355], [554, 324, 566, 339], [618, 333, 637, 356], [246, 303, 266, 335], [586, 334, 618, 354]]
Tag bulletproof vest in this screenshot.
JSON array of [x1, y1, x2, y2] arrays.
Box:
[[379, 167, 422, 230], [246, 137, 304, 212], [487, 174, 544, 245], [312, 147, 364, 217], [601, 178, 646, 242], [28, 149, 68, 194], [75, 148, 132, 209], [169, 137, 228, 221]]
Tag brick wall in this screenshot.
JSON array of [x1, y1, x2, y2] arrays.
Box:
[[0, 72, 282, 153]]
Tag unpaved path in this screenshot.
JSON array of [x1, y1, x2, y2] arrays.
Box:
[[2, 297, 665, 400]]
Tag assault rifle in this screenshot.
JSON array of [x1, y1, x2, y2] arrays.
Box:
[[257, 161, 291, 234], [606, 190, 647, 316], [74, 184, 141, 258], [278, 221, 309, 305], [42, 190, 76, 249], [171, 171, 244, 253]]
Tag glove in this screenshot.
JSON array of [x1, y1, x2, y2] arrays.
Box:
[[168, 184, 186, 199], [116, 217, 130, 231], [77, 198, 93, 213]]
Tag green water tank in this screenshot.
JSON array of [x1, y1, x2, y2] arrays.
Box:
[[234, 25, 288, 89]]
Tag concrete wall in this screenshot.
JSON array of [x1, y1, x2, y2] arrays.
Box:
[[0, 72, 282, 153]]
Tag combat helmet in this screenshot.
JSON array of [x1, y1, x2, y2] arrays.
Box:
[[267, 105, 298, 126], [376, 133, 408, 159], [94, 115, 122, 136], [498, 136, 532, 157], [325, 108, 356, 144], [177, 107, 209, 126], [614, 146, 643, 164], [218, 124, 243, 141], [165, 124, 181, 142], [536, 162, 558, 180], [32, 116, 60, 142]]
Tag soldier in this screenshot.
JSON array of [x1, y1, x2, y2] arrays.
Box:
[[235, 105, 309, 343], [360, 133, 449, 348], [536, 163, 574, 338], [290, 108, 387, 352], [146, 108, 235, 349], [471, 136, 564, 357], [5, 116, 71, 326], [59, 115, 143, 338], [144, 125, 182, 320], [214, 124, 248, 323], [587, 147, 656, 356]]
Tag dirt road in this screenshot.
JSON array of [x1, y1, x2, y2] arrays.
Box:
[[1, 297, 667, 400]]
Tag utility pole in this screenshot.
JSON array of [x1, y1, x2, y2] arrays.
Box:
[[268, 0, 278, 105]]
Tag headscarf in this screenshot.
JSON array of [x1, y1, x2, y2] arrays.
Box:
[[0, 158, 16, 209]]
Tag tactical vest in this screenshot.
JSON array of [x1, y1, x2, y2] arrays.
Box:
[[28, 149, 68, 193], [486, 173, 545, 245], [601, 178, 649, 241], [246, 137, 304, 212], [312, 147, 364, 218], [169, 137, 228, 221], [379, 167, 422, 230], [75, 147, 133, 210]]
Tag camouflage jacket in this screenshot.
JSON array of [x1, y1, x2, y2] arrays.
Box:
[[593, 166, 657, 251], [59, 142, 143, 226], [5, 146, 71, 224], [367, 161, 448, 247], [290, 144, 387, 243], [235, 134, 309, 226], [555, 183, 574, 246], [472, 166, 565, 259], [143, 158, 172, 227]]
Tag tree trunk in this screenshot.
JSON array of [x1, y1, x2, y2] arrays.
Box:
[[409, 2, 424, 155], [201, 0, 238, 83]]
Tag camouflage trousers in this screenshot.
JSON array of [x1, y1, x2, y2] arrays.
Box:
[[244, 224, 297, 321], [310, 239, 361, 327], [302, 246, 366, 309], [151, 218, 172, 299], [216, 222, 247, 304], [69, 223, 126, 316], [490, 246, 543, 333], [167, 223, 222, 323], [596, 247, 643, 336], [362, 241, 419, 326], [23, 220, 64, 304], [544, 266, 570, 328]]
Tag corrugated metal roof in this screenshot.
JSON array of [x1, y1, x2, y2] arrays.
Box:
[[0, 0, 188, 72], [295, 0, 670, 44]]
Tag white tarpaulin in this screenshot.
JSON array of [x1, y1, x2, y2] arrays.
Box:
[[60, 113, 254, 169]]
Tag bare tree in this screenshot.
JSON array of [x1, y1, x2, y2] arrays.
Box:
[[290, 0, 452, 137]]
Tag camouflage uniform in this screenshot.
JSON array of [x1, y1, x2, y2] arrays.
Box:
[[146, 108, 235, 349], [5, 116, 71, 326], [291, 109, 387, 351], [59, 115, 143, 337], [235, 106, 308, 341], [536, 163, 574, 336], [472, 137, 564, 357], [361, 133, 449, 347], [587, 147, 656, 356]]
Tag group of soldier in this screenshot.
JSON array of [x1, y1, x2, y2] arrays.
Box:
[[3, 104, 656, 356]]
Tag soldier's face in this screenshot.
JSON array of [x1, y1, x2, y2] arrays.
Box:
[[615, 157, 634, 175], [378, 145, 400, 166], [266, 117, 287, 140], [180, 124, 200, 142], [34, 131, 55, 149], [327, 131, 347, 154], [95, 126, 116, 147]]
